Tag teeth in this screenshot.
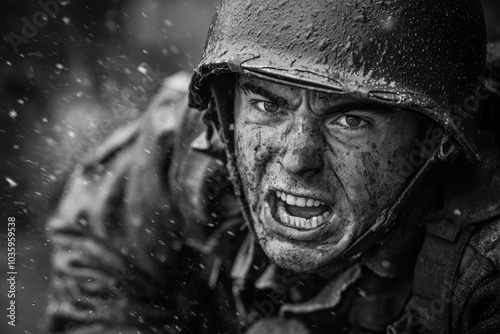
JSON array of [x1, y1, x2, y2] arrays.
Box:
[[276, 191, 325, 208], [305, 220, 312, 229], [295, 197, 306, 207], [286, 194, 296, 206], [272, 192, 334, 230], [274, 201, 329, 230]]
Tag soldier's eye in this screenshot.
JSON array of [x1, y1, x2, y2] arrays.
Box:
[[336, 115, 366, 128], [254, 101, 280, 113]]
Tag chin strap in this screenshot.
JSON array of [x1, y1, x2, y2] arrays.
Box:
[[320, 135, 458, 273], [373, 135, 458, 233]]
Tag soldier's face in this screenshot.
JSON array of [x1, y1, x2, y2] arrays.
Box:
[[233, 75, 424, 273]]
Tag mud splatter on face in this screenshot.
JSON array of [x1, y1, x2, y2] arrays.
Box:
[[233, 75, 425, 273]]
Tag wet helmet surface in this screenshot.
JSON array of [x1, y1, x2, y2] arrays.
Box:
[[189, 0, 487, 161]]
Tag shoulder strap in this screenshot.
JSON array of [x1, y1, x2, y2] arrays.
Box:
[[389, 218, 474, 333], [407, 218, 473, 333]]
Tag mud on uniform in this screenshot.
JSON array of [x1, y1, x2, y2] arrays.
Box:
[[46, 57, 500, 334]]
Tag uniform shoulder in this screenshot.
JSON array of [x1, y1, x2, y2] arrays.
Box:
[[81, 71, 192, 170], [47, 72, 194, 236]]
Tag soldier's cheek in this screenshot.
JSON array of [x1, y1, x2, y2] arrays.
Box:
[[322, 142, 368, 204], [234, 123, 278, 208], [358, 143, 415, 211], [321, 138, 403, 231]]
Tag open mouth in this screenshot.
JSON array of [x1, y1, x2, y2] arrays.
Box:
[[268, 190, 335, 231]]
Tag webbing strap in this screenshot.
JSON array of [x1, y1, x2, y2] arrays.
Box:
[[409, 220, 473, 333]]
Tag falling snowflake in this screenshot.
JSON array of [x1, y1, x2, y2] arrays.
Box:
[[5, 177, 18, 188], [137, 64, 149, 75]]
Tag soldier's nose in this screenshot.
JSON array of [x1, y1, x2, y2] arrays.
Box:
[[280, 122, 324, 177]]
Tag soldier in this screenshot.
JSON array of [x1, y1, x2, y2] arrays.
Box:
[[46, 0, 500, 333]]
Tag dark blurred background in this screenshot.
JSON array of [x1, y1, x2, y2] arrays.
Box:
[[0, 1, 499, 333], [0, 1, 215, 333]]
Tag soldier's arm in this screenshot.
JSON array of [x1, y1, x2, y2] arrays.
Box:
[[46, 73, 193, 334]]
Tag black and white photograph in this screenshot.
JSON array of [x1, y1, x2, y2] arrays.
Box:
[[1, 1, 500, 333]]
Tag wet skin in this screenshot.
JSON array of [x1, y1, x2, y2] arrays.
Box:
[[233, 75, 427, 273]]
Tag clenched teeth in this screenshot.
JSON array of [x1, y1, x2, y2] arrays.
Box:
[[277, 202, 330, 230], [276, 191, 323, 207]]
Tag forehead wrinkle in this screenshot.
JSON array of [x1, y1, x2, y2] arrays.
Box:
[[305, 89, 351, 116], [307, 90, 400, 117], [240, 77, 398, 118], [240, 80, 302, 109]]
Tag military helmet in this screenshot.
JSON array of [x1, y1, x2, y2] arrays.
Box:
[[189, 0, 487, 162]]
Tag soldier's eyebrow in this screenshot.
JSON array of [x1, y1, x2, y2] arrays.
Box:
[[241, 82, 399, 116], [240, 83, 294, 108], [317, 101, 398, 117]]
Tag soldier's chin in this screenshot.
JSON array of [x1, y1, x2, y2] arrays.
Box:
[[259, 237, 347, 273], [252, 223, 351, 274]]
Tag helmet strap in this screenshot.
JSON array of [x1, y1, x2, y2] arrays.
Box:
[[209, 76, 257, 235], [318, 136, 456, 274]]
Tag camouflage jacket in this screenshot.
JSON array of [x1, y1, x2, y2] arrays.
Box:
[[47, 64, 500, 334]]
